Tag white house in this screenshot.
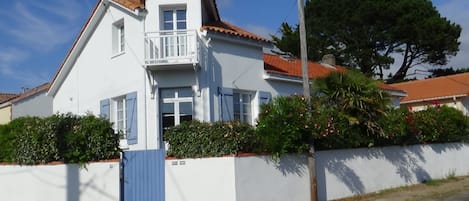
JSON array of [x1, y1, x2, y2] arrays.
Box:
[[48, 0, 403, 151], [48, 0, 277, 151]]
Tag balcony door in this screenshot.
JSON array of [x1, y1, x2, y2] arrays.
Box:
[[162, 9, 187, 58]]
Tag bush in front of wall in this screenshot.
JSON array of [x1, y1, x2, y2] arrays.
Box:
[[0, 123, 18, 163], [164, 121, 258, 158], [5, 114, 120, 165], [11, 117, 60, 164], [256, 95, 312, 158]]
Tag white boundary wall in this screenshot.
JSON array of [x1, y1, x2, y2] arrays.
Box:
[[0, 161, 120, 201], [165, 155, 311, 201], [316, 143, 469, 200]]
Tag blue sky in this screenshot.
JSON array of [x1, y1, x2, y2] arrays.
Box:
[[0, 0, 467, 93]]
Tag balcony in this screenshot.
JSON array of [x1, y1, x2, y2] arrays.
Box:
[[144, 30, 198, 69]]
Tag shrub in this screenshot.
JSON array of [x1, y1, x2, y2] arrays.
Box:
[[165, 121, 257, 158], [256, 95, 311, 158], [4, 114, 120, 165], [10, 117, 59, 164], [413, 106, 469, 143], [0, 123, 17, 162]]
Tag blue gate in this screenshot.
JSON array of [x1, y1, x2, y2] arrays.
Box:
[[121, 149, 165, 201]]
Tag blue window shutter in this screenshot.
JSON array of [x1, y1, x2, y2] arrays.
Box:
[[100, 99, 110, 120], [220, 87, 234, 121], [126, 92, 138, 145], [258, 91, 272, 106]]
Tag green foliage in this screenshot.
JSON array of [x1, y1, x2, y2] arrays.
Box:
[[273, 0, 461, 80], [314, 71, 390, 137], [0, 123, 17, 162], [1, 114, 120, 165], [164, 121, 257, 158], [11, 117, 60, 164], [256, 95, 311, 158], [427, 67, 469, 78]]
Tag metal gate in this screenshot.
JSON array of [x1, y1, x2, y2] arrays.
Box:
[[121, 149, 165, 201]]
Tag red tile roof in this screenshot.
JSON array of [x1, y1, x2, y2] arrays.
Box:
[[113, 0, 144, 10], [201, 21, 271, 43], [263, 53, 345, 79], [11, 83, 51, 103], [0, 93, 18, 104], [264, 53, 404, 94], [390, 73, 469, 103]]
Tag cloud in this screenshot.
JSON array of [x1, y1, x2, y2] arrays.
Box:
[[434, 0, 469, 69], [244, 24, 276, 40], [0, 1, 84, 52]]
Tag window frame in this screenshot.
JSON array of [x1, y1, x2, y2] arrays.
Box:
[[160, 88, 193, 132], [161, 8, 187, 31], [112, 96, 127, 139], [233, 90, 254, 124], [112, 19, 125, 56]]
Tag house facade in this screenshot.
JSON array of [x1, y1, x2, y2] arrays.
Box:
[[0, 93, 18, 125], [48, 0, 282, 150], [11, 83, 53, 119], [390, 73, 469, 115]]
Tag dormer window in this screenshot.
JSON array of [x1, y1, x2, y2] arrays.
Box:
[[112, 19, 125, 55], [162, 9, 186, 30]]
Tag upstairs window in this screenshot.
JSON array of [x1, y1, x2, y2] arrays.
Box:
[[162, 9, 186, 30], [112, 19, 125, 55]]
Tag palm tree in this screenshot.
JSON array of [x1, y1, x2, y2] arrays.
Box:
[[313, 70, 390, 136]]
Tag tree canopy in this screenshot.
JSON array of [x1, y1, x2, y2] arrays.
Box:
[[273, 0, 461, 81]]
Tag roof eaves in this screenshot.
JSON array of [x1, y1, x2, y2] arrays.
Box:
[[401, 94, 469, 104]]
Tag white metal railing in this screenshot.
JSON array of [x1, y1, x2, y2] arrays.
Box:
[[144, 30, 198, 65]]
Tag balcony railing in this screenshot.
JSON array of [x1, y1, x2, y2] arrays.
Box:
[[144, 30, 198, 66]]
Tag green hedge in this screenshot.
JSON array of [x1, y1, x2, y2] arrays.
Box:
[[0, 114, 120, 165], [164, 121, 258, 158]]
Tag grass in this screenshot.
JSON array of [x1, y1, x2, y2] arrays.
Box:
[[336, 174, 468, 201]]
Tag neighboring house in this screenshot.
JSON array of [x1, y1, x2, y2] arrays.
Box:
[[10, 83, 53, 119], [0, 93, 18, 125], [263, 53, 406, 107], [390, 72, 469, 115], [48, 0, 405, 151]]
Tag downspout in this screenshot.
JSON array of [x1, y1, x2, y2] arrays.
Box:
[[141, 6, 148, 150]]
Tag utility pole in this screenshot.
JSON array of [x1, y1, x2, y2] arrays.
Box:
[[298, 0, 310, 102], [298, 0, 317, 201]]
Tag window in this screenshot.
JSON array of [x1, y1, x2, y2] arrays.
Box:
[[113, 96, 127, 139], [233, 91, 253, 124], [100, 92, 138, 145], [112, 19, 125, 55], [160, 88, 193, 132], [162, 9, 186, 31]]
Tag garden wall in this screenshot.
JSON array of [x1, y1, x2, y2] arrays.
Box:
[[2, 143, 469, 201], [316, 143, 469, 200], [0, 161, 120, 201], [165, 154, 310, 201]]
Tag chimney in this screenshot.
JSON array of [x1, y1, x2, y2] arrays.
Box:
[[321, 54, 336, 66]]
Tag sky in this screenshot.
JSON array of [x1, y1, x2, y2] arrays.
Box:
[[0, 0, 468, 93]]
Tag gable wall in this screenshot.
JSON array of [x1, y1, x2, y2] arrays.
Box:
[[53, 4, 156, 150], [12, 91, 53, 119]]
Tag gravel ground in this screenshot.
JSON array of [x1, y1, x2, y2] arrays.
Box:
[[336, 176, 469, 201]]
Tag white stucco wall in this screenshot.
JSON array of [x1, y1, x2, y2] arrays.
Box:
[[165, 157, 237, 201], [316, 143, 469, 200], [12, 91, 53, 119], [235, 155, 311, 201], [53, 4, 158, 150], [0, 161, 120, 201]]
